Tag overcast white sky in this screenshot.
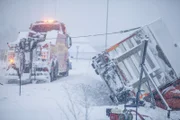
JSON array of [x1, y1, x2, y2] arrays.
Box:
[[0, 0, 180, 50]]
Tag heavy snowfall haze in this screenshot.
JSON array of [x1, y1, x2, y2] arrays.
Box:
[[0, 0, 180, 50]]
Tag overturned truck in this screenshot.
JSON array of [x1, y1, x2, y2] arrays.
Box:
[[91, 19, 180, 110]]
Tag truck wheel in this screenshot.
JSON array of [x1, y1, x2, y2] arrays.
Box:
[[54, 62, 58, 80], [50, 71, 54, 82], [91, 63, 95, 69], [64, 71, 69, 77], [95, 69, 99, 75], [92, 56, 96, 59], [109, 95, 119, 105], [61, 70, 69, 77]]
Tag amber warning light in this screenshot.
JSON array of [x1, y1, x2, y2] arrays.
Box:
[[9, 58, 15, 64], [43, 19, 55, 23]]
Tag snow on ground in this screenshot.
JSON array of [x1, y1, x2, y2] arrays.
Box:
[[0, 59, 180, 120]]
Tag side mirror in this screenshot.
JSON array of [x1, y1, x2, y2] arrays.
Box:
[[67, 36, 72, 48]]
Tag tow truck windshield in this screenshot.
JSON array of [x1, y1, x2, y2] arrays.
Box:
[[31, 24, 60, 33]]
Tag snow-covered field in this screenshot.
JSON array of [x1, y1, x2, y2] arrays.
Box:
[[0, 59, 180, 120]]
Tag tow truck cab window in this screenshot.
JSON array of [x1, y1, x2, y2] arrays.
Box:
[[30, 24, 60, 33]]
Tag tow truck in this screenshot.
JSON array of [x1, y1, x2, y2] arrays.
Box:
[[6, 20, 72, 83]]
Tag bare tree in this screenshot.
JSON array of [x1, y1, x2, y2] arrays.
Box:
[[45, 97, 70, 120], [63, 86, 79, 120], [77, 84, 92, 120], [56, 100, 70, 120], [82, 85, 90, 120], [61, 84, 93, 120]]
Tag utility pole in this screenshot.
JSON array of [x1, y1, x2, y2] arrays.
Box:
[[52, 0, 57, 18], [105, 0, 109, 49], [55, 0, 57, 18]]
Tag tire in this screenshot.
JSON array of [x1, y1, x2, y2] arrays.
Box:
[[91, 63, 95, 69], [64, 70, 69, 77], [119, 114, 125, 120], [92, 56, 96, 59], [54, 62, 59, 80], [109, 95, 119, 105], [127, 113, 133, 120], [95, 69, 99, 75], [50, 61, 55, 82], [50, 70, 54, 82]]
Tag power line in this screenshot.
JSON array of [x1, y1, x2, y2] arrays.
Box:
[[71, 27, 140, 38], [42, 27, 140, 41], [17, 27, 140, 42], [20, 27, 140, 40]]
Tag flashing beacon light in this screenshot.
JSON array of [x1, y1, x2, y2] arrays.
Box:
[[44, 19, 54, 23], [9, 58, 15, 64]]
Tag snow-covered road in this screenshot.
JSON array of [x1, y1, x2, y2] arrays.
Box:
[[0, 59, 112, 120], [0, 59, 180, 120]]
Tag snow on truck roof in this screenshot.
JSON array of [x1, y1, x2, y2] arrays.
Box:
[[30, 20, 66, 33], [34, 20, 62, 24], [9, 30, 59, 47], [31, 20, 64, 26]]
